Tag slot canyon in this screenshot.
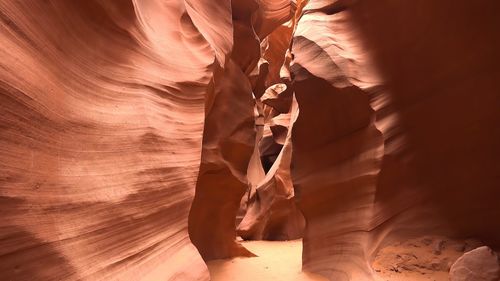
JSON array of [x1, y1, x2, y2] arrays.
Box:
[[1, 0, 499, 280]]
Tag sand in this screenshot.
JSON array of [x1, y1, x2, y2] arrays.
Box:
[[207, 237, 467, 281], [207, 240, 328, 281], [372, 236, 481, 281]]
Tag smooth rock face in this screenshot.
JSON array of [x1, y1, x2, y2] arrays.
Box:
[[1, 0, 300, 278], [189, 58, 256, 260], [290, 0, 500, 280], [449, 246, 500, 281], [2, 0, 500, 280], [189, 0, 297, 260], [236, 4, 307, 241], [0, 0, 230, 280], [188, 0, 259, 259], [237, 94, 305, 241]]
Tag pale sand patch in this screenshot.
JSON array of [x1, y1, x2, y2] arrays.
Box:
[[207, 239, 328, 281], [372, 236, 480, 281]]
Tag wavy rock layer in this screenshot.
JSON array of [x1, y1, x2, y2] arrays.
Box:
[[236, 1, 307, 242], [2, 0, 499, 280], [290, 1, 500, 280], [238, 93, 305, 241], [0, 0, 231, 280], [190, 0, 298, 259], [188, 58, 256, 260]]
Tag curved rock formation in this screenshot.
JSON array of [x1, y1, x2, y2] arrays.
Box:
[[1, 0, 302, 277], [0, 0, 230, 279], [290, 0, 500, 280], [188, 57, 256, 260], [236, 4, 307, 241], [450, 246, 500, 281], [2, 0, 499, 280], [237, 93, 305, 241], [188, 0, 298, 260]]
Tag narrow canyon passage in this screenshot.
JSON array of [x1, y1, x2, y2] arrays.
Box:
[[207, 240, 327, 281], [1, 0, 500, 281]]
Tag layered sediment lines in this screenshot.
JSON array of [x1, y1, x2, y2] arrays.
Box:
[[2, 0, 499, 280], [290, 1, 500, 280], [0, 0, 230, 280], [1, 0, 300, 278], [238, 92, 305, 241], [190, 0, 298, 260], [235, 0, 307, 243]]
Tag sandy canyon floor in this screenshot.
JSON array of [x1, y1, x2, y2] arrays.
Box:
[[207, 240, 327, 281], [207, 237, 478, 281]]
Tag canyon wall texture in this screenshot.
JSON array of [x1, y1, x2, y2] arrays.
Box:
[[236, 0, 308, 242], [290, 0, 500, 280], [0, 0, 231, 280], [237, 91, 305, 241], [2, 0, 499, 280], [189, 0, 297, 260], [1, 0, 301, 279]]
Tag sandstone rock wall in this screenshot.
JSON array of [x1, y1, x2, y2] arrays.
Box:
[[237, 92, 305, 241], [0, 0, 231, 279], [235, 0, 308, 242], [290, 1, 500, 280], [2, 0, 499, 280], [189, 0, 297, 260]]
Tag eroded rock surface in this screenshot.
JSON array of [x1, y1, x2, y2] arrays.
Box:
[[1, 0, 303, 278], [0, 0, 230, 280], [236, 1, 306, 243], [290, 0, 500, 280], [189, 0, 298, 260], [237, 94, 305, 241], [449, 246, 500, 281], [2, 0, 500, 280]]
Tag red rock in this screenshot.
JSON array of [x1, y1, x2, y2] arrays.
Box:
[[0, 0, 223, 279], [189, 0, 297, 261], [237, 95, 305, 241], [2, 0, 499, 280], [449, 246, 500, 281], [290, 0, 500, 280]]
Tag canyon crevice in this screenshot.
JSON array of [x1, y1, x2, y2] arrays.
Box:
[[1, 0, 499, 281]]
